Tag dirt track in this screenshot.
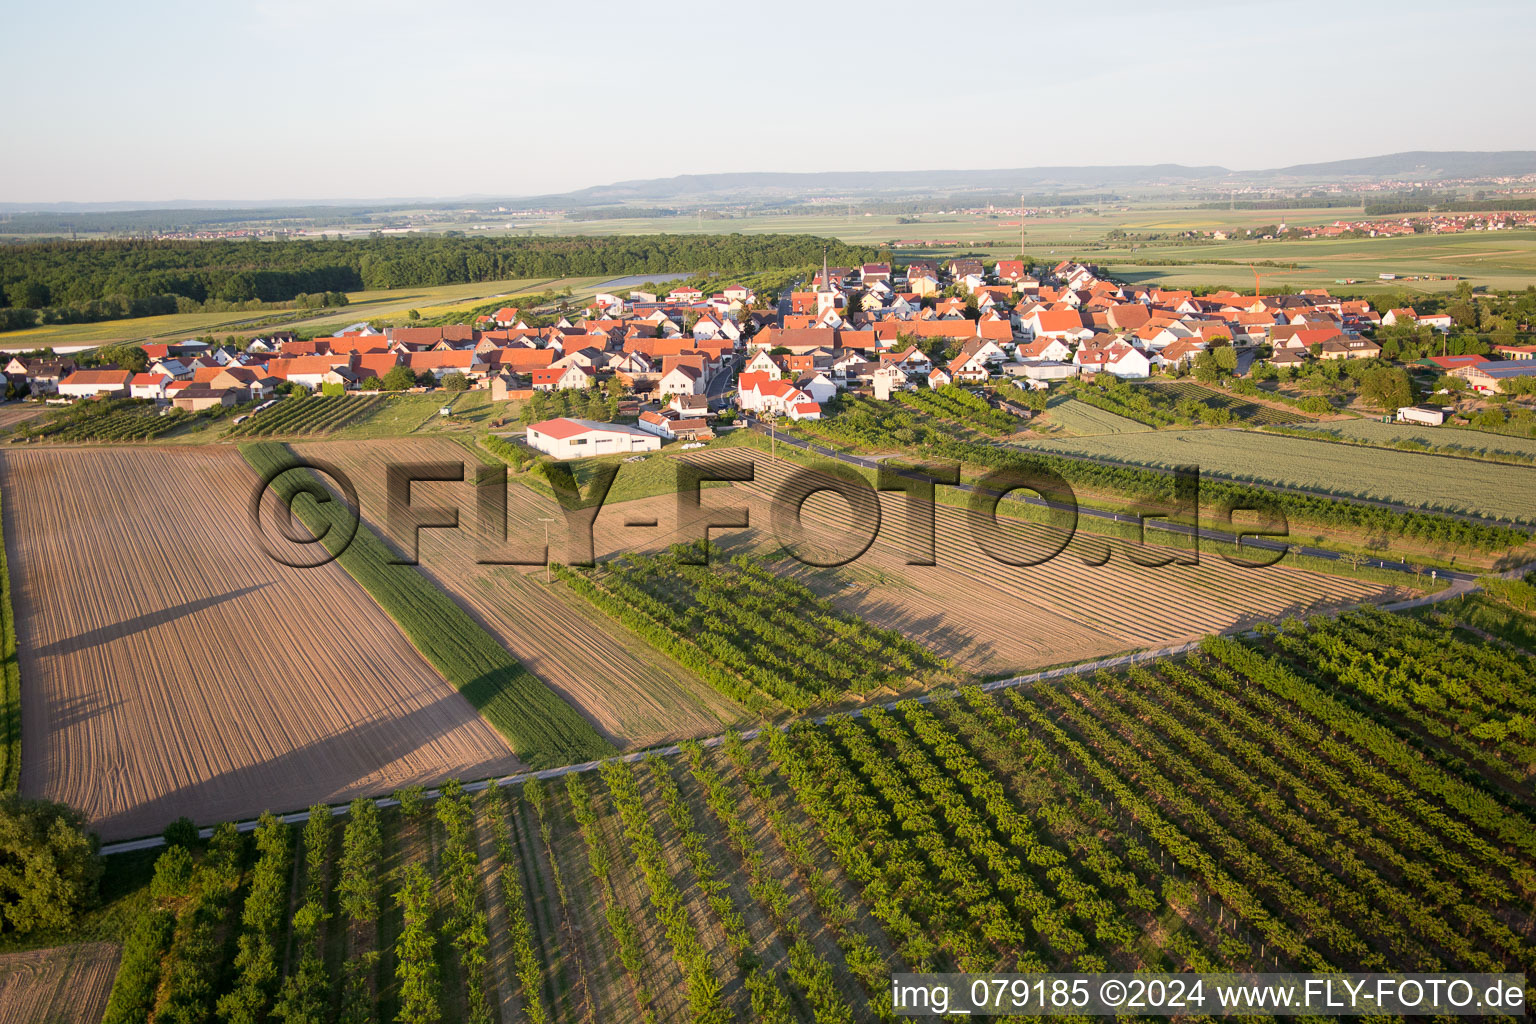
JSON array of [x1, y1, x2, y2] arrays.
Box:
[[0, 942, 119, 1024], [1, 446, 519, 840]]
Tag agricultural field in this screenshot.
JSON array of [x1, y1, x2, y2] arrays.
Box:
[[0, 445, 519, 840], [1141, 380, 1312, 425], [0, 403, 43, 434], [572, 448, 1405, 678], [484, 206, 1536, 293], [0, 942, 120, 1024], [1280, 417, 1536, 461], [91, 601, 1535, 1024], [292, 438, 745, 749], [5, 398, 229, 444], [0, 275, 608, 353], [1015, 425, 1536, 523], [556, 546, 950, 713], [225, 394, 387, 439], [1034, 395, 1152, 436], [796, 392, 1031, 452]]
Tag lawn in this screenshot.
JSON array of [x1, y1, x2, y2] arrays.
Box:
[[1013, 426, 1536, 523]]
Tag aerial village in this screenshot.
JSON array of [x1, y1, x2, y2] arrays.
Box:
[[8, 257, 1536, 456]]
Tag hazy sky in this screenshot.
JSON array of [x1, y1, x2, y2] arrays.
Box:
[[4, 0, 1532, 203]]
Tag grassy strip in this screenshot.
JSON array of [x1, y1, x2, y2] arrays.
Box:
[[0, 485, 19, 791], [238, 441, 612, 769]]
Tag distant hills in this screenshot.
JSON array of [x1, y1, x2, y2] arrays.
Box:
[[545, 151, 1536, 206], [3, 151, 1533, 218]]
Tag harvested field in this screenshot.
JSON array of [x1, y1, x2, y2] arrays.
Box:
[[293, 438, 744, 749], [562, 448, 1409, 680], [0, 446, 518, 840], [0, 942, 119, 1024]]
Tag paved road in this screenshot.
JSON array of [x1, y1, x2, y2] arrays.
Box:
[[740, 415, 1479, 583]]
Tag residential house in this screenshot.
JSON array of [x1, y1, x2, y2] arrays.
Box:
[[129, 372, 173, 400], [1319, 336, 1382, 361], [659, 363, 705, 398], [532, 364, 595, 392]]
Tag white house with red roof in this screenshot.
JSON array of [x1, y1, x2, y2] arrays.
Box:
[[531, 364, 595, 391], [129, 372, 173, 400], [1074, 340, 1151, 379], [1015, 336, 1073, 362], [736, 371, 822, 420], [1021, 308, 1094, 343]]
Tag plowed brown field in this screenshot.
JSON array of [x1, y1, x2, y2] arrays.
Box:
[[595, 448, 1408, 676], [293, 439, 744, 748], [0, 942, 119, 1024], [0, 446, 519, 840], [297, 439, 1404, 694]]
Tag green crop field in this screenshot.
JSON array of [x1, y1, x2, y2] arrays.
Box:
[[1280, 419, 1536, 460], [1036, 395, 1153, 436], [1142, 380, 1311, 425], [85, 602, 1536, 1024], [470, 206, 1536, 294], [1014, 426, 1536, 522], [0, 276, 607, 353]]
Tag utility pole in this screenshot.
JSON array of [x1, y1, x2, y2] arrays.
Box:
[[538, 516, 556, 583], [1020, 194, 1027, 256]]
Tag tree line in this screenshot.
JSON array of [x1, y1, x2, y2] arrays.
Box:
[[0, 233, 882, 332]]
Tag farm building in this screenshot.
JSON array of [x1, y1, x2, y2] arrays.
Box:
[[1450, 360, 1536, 394], [58, 369, 131, 398], [525, 417, 661, 459], [172, 386, 240, 412]]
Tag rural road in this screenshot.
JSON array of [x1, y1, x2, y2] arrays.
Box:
[[740, 416, 1483, 583]]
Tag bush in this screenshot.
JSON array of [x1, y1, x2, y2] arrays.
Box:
[[163, 816, 199, 848], [0, 794, 101, 933], [150, 844, 195, 901]]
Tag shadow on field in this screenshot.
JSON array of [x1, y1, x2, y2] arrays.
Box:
[[89, 689, 513, 842], [35, 584, 270, 658]]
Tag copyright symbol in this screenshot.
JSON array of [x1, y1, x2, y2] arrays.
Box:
[[1100, 979, 1126, 1008], [249, 458, 360, 569]]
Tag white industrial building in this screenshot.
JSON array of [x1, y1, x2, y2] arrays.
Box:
[[524, 417, 661, 460]]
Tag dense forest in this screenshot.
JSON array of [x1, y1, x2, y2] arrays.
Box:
[[0, 233, 882, 331]]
